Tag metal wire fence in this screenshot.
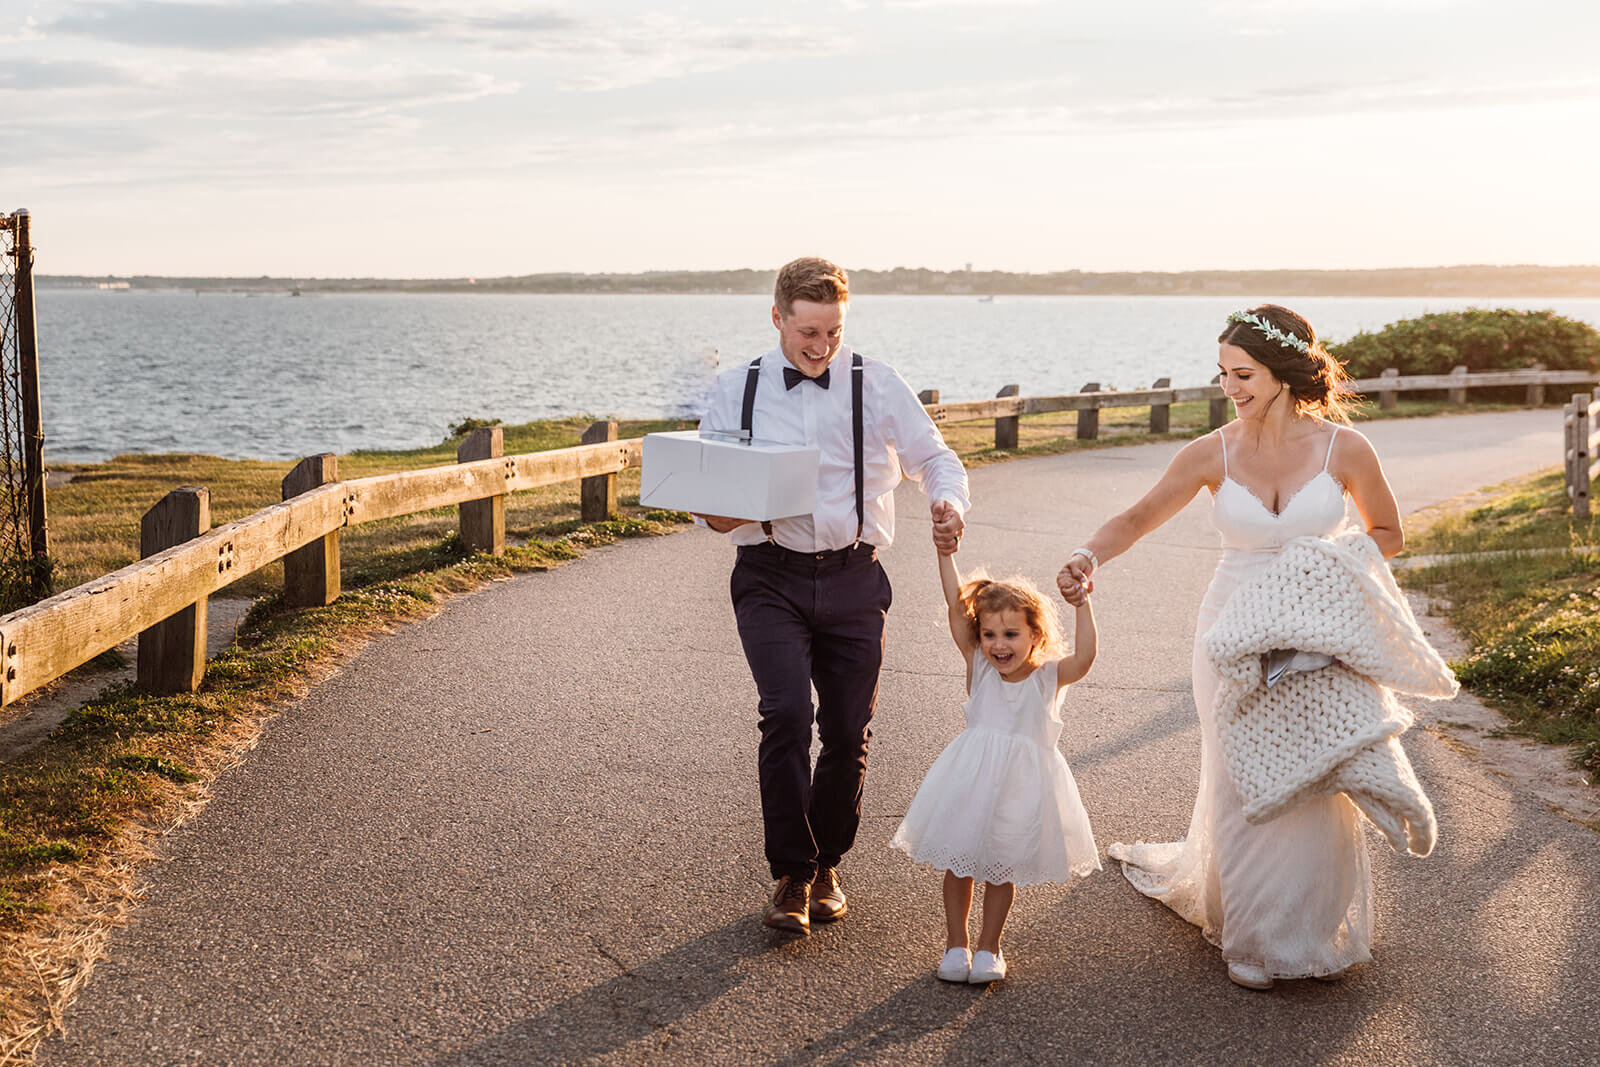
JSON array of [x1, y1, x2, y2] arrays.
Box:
[[0, 211, 50, 611]]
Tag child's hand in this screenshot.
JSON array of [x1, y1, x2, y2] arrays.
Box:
[[931, 500, 963, 555], [1057, 559, 1093, 605]]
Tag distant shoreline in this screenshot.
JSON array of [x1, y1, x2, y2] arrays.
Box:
[[38, 264, 1600, 299]]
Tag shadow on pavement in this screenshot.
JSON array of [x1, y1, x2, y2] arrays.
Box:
[[438, 916, 776, 1064], [771, 978, 984, 1065]]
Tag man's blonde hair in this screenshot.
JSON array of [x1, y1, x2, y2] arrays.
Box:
[[774, 257, 849, 316]]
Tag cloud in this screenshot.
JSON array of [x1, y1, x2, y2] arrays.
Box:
[[43, 1, 575, 52], [523, 71, 1600, 172], [533, 16, 856, 92], [47, 1, 422, 50], [38, 3, 814, 94], [245, 66, 517, 119], [0, 57, 134, 90], [883, 0, 1040, 7], [1207, 0, 1457, 11], [0, 119, 158, 170]]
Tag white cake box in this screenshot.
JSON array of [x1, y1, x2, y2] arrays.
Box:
[[640, 430, 819, 520]]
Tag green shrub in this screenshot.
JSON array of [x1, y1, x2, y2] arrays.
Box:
[[448, 416, 503, 437], [1330, 308, 1600, 379]]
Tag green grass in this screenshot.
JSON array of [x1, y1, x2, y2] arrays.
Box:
[[1399, 468, 1600, 780]]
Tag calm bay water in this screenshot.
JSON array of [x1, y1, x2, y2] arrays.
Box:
[[36, 290, 1600, 464]]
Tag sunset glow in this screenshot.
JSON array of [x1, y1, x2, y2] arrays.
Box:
[[7, 0, 1599, 276]]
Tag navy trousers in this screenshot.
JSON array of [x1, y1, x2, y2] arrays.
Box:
[[731, 541, 892, 881]]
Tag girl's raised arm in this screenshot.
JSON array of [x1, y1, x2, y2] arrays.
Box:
[[939, 550, 979, 684], [1057, 599, 1097, 689]]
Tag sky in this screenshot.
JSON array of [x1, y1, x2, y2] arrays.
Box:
[[5, 0, 1600, 277]]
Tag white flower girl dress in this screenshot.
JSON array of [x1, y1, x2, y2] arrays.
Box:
[[891, 651, 1100, 886]]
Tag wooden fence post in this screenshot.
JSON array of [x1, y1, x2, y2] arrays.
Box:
[[1076, 382, 1102, 440], [1149, 377, 1171, 434], [1209, 374, 1230, 429], [1526, 363, 1546, 407], [1565, 400, 1578, 508], [1448, 365, 1469, 405], [1379, 368, 1400, 411], [10, 211, 48, 599], [137, 486, 209, 694], [282, 453, 339, 606], [458, 427, 505, 554], [917, 389, 940, 405], [581, 420, 618, 521], [994, 384, 1020, 449], [1573, 393, 1592, 520]]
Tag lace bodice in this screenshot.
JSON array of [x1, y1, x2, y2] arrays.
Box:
[[1211, 427, 1348, 552]]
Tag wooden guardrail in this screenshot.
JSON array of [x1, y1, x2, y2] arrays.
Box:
[[1565, 388, 1600, 520], [3, 363, 1596, 712], [919, 364, 1600, 450], [0, 422, 638, 708]]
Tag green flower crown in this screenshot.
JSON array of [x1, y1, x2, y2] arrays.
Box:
[[1226, 310, 1310, 354]]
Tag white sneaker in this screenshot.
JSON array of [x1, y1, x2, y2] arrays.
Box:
[[936, 947, 971, 982], [968, 950, 1007, 983], [1227, 961, 1274, 990]]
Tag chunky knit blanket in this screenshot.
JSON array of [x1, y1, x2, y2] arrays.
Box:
[[1203, 532, 1458, 856]]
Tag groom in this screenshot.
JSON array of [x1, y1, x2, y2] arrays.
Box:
[[698, 257, 969, 933]]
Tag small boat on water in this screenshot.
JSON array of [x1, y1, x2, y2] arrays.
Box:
[[977, 294, 994, 303]]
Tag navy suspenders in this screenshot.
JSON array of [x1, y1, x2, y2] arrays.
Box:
[[741, 353, 865, 546]]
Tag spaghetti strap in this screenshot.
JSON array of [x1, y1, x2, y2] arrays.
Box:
[[1322, 425, 1341, 471], [1218, 428, 1229, 477]]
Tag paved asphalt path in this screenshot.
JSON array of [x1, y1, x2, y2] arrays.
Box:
[[44, 410, 1600, 1065]]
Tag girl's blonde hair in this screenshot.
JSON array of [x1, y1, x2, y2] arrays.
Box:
[[956, 571, 1064, 669]]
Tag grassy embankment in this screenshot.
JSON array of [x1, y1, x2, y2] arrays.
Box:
[[1399, 470, 1600, 781], [0, 415, 705, 1056], [0, 393, 1548, 1055]]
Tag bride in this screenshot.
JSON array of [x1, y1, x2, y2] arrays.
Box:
[[1057, 304, 1406, 990]]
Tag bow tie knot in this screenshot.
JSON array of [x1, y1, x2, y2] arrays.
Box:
[[783, 365, 830, 390]]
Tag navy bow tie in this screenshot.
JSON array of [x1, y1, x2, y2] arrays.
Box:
[[783, 365, 830, 390]]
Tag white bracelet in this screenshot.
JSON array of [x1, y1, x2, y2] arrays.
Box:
[[1069, 547, 1098, 572]]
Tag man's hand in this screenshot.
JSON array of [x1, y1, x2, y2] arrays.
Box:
[[697, 514, 753, 533], [931, 500, 964, 556]]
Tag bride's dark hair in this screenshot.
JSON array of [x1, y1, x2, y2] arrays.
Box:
[[1218, 305, 1355, 424]]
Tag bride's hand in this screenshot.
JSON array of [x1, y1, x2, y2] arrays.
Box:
[[1057, 557, 1093, 605]]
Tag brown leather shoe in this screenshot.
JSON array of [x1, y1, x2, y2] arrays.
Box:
[[810, 866, 848, 922], [763, 875, 810, 934]]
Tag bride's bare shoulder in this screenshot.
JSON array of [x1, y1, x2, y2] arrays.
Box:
[[1330, 422, 1380, 458], [1170, 430, 1226, 488]]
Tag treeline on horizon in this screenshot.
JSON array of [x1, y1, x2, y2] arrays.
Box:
[[38, 264, 1600, 298]]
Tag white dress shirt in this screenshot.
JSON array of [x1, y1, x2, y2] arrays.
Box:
[[700, 345, 970, 552]]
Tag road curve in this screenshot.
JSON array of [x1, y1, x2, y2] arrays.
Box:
[[44, 409, 1599, 1065]]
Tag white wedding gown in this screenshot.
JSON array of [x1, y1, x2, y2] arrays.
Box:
[[1109, 427, 1373, 979]]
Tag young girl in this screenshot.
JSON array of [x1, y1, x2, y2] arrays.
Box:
[[889, 535, 1101, 984]]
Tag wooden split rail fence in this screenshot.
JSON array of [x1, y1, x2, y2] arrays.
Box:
[[0, 422, 635, 707], [919, 364, 1600, 450], [1565, 388, 1600, 520], [1, 364, 1596, 711]]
